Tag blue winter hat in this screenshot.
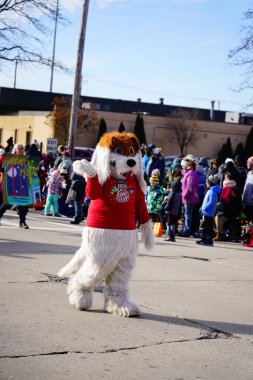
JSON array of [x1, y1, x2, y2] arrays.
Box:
[[171, 162, 181, 170]]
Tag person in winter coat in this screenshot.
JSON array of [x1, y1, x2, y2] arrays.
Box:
[[58, 151, 73, 176], [207, 159, 218, 178], [196, 174, 221, 246], [164, 180, 182, 242], [191, 164, 206, 236], [53, 145, 65, 169], [219, 158, 240, 188], [163, 162, 182, 187], [44, 170, 62, 216], [180, 159, 199, 237], [145, 174, 164, 222], [242, 156, 253, 223], [69, 161, 86, 224], [146, 148, 165, 184], [214, 172, 242, 241]]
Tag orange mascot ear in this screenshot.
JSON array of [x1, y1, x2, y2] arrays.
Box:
[[130, 136, 140, 151]]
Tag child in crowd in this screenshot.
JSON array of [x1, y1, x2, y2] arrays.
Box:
[[214, 172, 242, 241], [196, 174, 221, 246], [164, 180, 182, 242], [44, 169, 62, 217], [146, 174, 164, 222], [58, 169, 74, 217]]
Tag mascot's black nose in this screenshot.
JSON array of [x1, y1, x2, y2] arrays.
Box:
[[127, 159, 136, 167]]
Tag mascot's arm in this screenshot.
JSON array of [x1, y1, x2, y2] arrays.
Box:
[[86, 176, 103, 200], [140, 220, 154, 250], [73, 159, 97, 178], [135, 183, 154, 250]]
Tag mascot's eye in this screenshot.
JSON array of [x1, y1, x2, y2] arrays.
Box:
[[130, 146, 135, 154], [114, 147, 123, 155]]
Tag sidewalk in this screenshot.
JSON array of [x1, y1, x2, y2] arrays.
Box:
[[0, 210, 253, 379]]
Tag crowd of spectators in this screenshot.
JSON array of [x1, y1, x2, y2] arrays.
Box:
[[142, 143, 253, 246], [1, 136, 253, 247]]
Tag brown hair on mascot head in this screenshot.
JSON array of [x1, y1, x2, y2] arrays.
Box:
[[90, 131, 147, 194]]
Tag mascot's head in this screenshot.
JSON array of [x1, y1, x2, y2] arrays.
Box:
[[91, 131, 146, 194]]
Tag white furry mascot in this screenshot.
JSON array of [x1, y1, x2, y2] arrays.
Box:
[[58, 131, 154, 317]]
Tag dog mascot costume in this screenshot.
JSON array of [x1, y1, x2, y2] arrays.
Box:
[[58, 131, 154, 317]]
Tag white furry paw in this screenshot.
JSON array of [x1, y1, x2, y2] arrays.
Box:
[[57, 266, 70, 278], [140, 219, 155, 250], [68, 286, 92, 310], [73, 159, 97, 178], [105, 299, 140, 317]]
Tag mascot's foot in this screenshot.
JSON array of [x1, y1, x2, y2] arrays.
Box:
[[104, 299, 140, 317], [67, 281, 92, 311]]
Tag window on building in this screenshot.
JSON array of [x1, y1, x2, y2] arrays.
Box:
[[14, 129, 18, 143], [26, 131, 31, 145]]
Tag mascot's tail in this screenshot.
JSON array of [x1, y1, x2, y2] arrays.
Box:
[[57, 248, 85, 277]]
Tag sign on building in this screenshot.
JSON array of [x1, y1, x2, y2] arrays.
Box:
[[46, 138, 58, 154]]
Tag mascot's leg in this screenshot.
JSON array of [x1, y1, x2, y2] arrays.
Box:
[[67, 257, 106, 311], [104, 255, 140, 317]]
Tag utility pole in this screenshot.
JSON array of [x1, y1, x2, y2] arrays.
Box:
[[14, 60, 18, 88], [50, 0, 59, 92], [68, 0, 90, 157]]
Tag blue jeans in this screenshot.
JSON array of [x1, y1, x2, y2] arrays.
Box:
[[73, 200, 82, 222], [181, 204, 194, 236]]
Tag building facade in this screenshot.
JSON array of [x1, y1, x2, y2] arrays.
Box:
[[0, 87, 251, 157]]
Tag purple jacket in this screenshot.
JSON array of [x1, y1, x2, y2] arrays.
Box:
[[182, 169, 199, 204]]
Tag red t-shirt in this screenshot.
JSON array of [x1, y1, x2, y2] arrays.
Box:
[[86, 175, 150, 230]]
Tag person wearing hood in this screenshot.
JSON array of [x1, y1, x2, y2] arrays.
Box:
[[146, 148, 165, 184], [214, 172, 242, 241], [196, 174, 221, 246], [219, 158, 240, 188], [180, 159, 199, 237], [197, 157, 210, 176]]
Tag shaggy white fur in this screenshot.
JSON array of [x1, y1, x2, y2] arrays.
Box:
[[58, 228, 140, 316], [58, 135, 154, 317]]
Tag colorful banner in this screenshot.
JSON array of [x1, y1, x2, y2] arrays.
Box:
[[2, 154, 41, 206]]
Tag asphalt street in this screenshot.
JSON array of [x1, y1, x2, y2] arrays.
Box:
[[0, 210, 253, 380]]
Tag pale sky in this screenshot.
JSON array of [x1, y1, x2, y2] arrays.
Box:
[[2, 0, 253, 113]]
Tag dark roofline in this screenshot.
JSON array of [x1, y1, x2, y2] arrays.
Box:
[[0, 86, 242, 123]]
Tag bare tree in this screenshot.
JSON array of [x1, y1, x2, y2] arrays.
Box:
[[46, 96, 99, 145], [0, 0, 67, 70], [228, 9, 253, 101], [167, 108, 201, 155]]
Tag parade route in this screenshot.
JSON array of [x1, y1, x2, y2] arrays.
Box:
[[0, 210, 253, 380]]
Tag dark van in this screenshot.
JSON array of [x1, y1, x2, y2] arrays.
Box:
[[73, 147, 95, 162]]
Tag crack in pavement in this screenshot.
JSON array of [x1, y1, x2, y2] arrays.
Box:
[[0, 331, 233, 359]]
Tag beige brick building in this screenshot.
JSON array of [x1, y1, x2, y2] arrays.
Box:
[[0, 87, 251, 158]]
